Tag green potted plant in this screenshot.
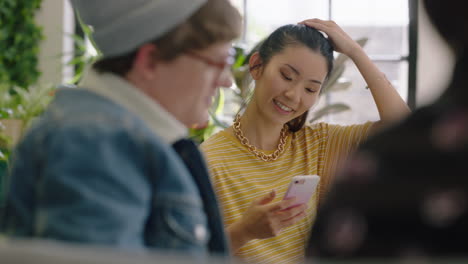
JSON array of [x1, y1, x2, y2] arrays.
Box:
[[67, 14, 101, 85], [0, 0, 44, 204], [0, 0, 44, 138], [0, 83, 55, 206]]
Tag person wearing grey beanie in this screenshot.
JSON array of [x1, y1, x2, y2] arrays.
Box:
[[2, 0, 241, 259]]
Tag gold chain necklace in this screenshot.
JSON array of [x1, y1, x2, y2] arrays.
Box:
[[233, 114, 289, 162]]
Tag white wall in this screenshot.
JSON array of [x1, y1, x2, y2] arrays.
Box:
[[35, 0, 74, 87], [416, 0, 454, 106]]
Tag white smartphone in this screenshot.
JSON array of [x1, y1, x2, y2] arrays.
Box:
[[283, 175, 320, 206]]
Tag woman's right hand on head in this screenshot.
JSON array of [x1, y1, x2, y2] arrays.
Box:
[[233, 190, 307, 240], [299, 18, 362, 57]]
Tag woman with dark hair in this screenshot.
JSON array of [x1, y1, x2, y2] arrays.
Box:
[[201, 19, 410, 263]]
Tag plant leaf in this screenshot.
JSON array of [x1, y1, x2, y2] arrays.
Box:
[[322, 63, 345, 94], [309, 103, 351, 123], [327, 81, 352, 92]]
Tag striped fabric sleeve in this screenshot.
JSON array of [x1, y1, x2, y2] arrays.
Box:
[[319, 121, 374, 200]]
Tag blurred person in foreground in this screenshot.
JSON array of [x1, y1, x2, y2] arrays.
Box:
[[307, 0, 468, 260], [1, 0, 241, 258]]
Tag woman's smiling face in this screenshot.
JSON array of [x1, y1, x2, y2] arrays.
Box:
[[250, 44, 329, 126]]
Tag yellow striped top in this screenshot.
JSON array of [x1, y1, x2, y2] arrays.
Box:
[[201, 122, 373, 264]]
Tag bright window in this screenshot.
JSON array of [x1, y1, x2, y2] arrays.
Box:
[[230, 0, 414, 125]]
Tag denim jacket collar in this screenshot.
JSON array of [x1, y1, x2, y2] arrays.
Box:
[[80, 68, 187, 144]]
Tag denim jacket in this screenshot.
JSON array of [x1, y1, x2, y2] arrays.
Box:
[[1, 89, 228, 256]]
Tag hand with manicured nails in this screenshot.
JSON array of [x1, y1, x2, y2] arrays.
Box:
[[299, 18, 362, 57], [227, 190, 307, 252]]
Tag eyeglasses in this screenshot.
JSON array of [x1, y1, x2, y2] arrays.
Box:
[[185, 49, 235, 73]]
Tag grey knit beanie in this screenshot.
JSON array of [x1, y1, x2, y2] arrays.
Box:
[[71, 0, 207, 58]]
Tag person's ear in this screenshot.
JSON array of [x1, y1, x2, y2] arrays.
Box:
[[249, 52, 263, 80], [131, 43, 158, 80]]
